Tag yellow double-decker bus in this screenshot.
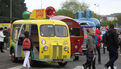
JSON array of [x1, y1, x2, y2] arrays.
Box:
[[10, 8, 72, 66]]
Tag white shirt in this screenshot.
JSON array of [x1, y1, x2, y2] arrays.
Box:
[[0, 31, 5, 42]]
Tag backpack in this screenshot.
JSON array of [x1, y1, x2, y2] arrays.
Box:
[[95, 34, 99, 45], [105, 29, 119, 48], [22, 38, 31, 49]]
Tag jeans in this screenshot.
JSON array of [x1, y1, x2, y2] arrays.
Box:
[[23, 51, 30, 68], [105, 47, 118, 69], [83, 51, 96, 69], [96, 46, 101, 63]]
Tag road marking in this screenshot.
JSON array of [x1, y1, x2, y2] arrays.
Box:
[[8, 65, 23, 69], [74, 66, 83, 69], [74, 66, 117, 69], [8, 65, 54, 69], [108, 66, 117, 69]]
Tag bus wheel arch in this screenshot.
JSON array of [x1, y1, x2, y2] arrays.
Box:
[[10, 47, 18, 62], [58, 62, 68, 67]]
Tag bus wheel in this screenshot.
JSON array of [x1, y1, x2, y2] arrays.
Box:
[[29, 55, 35, 67], [74, 56, 79, 60], [58, 62, 67, 67], [11, 49, 17, 62]]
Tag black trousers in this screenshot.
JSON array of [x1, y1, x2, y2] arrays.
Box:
[[105, 47, 118, 69], [0, 42, 4, 52], [96, 46, 101, 63], [83, 51, 96, 69]]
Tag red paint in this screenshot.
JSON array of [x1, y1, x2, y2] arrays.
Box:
[[51, 16, 84, 56]]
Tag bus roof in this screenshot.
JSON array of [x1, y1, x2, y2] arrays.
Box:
[[12, 19, 68, 26]]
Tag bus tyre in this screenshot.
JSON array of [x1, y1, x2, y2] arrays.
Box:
[[29, 55, 35, 67], [58, 62, 67, 67], [74, 56, 79, 60], [11, 49, 18, 62], [30, 60, 35, 67]]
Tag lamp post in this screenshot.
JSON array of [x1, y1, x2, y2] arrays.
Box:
[[94, 4, 100, 15], [10, 0, 12, 23]]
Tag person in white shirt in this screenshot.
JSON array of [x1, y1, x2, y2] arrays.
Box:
[[0, 27, 5, 53]]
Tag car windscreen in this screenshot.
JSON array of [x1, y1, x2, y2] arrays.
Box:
[[40, 25, 54, 37], [55, 25, 68, 37], [40, 25, 68, 37]]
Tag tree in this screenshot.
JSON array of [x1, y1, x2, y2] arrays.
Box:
[[0, 0, 27, 19], [101, 21, 116, 26], [115, 13, 121, 26], [61, 0, 88, 14], [56, 9, 76, 18], [56, 0, 89, 18]]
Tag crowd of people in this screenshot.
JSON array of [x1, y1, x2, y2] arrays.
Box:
[[0, 27, 10, 53], [83, 24, 120, 69], [0, 24, 121, 69]]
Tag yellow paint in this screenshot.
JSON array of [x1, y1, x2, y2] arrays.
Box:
[[30, 9, 46, 19], [10, 19, 71, 63]]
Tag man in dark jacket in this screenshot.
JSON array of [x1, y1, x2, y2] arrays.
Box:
[[104, 24, 119, 69]]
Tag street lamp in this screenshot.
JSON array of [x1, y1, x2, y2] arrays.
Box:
[[94, 4, 100, 15], [10, 0, 12, 23]]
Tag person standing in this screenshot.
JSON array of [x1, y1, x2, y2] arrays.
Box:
[[22, 31, 33, 69], [95, 28, 102, 64], [0, 27, 5, 53], [104, 24, 119, 69], [119, 32, 121, 55], [83, 29, 96, 69], [3, 27, 10, 49]]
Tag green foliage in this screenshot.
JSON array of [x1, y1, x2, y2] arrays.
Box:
[[0, 0, 27, 19], [61, 0, 88, 14], [56, 0, 89, 18], [115, 13, 121, 26], [56, 9, 76, 18], [91, 11, 101, 19], [101, 21, 116, 26]]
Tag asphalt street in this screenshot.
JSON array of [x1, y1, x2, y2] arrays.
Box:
[[0, 49, 121, 69]]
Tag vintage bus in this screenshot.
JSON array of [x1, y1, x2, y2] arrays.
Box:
[[10, 8, 72, 66], [51, 16, 84, 60], [75, 20, 96, 53]]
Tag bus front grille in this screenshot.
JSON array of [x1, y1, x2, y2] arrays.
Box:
[[53, 45, 62, 59]]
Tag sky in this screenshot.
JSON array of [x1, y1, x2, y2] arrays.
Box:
[[25, 0, 121, 15]]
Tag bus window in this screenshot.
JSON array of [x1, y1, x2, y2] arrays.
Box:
[[70, 28, 80, 36], [55, 25, 68, 37], [40, 25, 54, 37], [11, 24, 21, 43]]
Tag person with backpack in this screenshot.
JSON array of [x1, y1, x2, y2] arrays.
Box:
[[104, 24, 119, 69], [95, 28, 102, 64], [83, 29, 96, 69], [22, 31, 33, 69]]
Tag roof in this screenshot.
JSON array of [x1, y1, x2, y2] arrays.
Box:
[[13, 19, 68, 26]]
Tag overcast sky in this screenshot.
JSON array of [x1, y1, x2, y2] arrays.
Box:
[[25, 0, 121, 15]]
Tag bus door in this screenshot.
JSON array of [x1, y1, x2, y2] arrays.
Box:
[[16, 24, 39, 59], [11, 24, 25, 57], [30, 24, 39, 59]]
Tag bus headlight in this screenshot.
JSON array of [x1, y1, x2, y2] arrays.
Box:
[[43, 46, 48, 51], [64, 46, 69, 51]]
